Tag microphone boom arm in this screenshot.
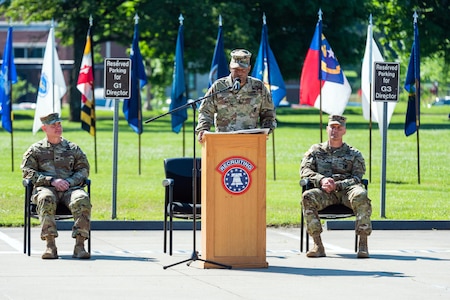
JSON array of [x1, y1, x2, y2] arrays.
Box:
[[144, 85, 232, 124]]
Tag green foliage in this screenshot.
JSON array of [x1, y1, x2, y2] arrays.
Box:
[[1, 103, 449, 227], [2, 1, 446, 79], [12, 76, 37, 103], [0, 1, 448, 121], [371, 0, 449, 64]]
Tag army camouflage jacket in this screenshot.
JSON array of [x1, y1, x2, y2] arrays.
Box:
[[21, 137, 90, 188], [196, 75, 276, 133], [300, 141, 365, 191]]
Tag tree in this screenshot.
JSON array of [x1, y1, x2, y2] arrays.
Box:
[[369, 0, 450, 90], [1, 0, 140, 121], [1, 0, 448, 121]]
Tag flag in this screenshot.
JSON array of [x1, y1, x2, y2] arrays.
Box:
[[0, 26, 17, 133], [252, 16, 286, 107], [123, 20, 148, 134], [299, 21, 351, 115], [170, 19, 187, 133], [77, 26, 95, 136], [361, 24, 396, 134], [208, 16, 228, 87], [32, 26, 66, 134], [404, 18, 420, 137]]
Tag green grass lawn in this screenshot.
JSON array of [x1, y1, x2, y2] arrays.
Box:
[[1, 101, 449, 227]]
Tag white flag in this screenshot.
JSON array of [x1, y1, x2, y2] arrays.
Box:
[[33, 27, 67, 134], [313, 76, 352, 116], [361, 25, 396, 135]]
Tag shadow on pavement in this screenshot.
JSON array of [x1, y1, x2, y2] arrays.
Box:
[[241, 266, 408, 277], [58, 255, 157, 262]]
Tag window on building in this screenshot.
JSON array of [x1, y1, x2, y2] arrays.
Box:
[[188, 72, 195, 90], [14, 47, 45, 59]]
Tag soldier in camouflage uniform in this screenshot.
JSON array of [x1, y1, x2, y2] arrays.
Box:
[[300, 115, 372, 258], [21, 113, 91, 259], [196, 49, 276, 141]]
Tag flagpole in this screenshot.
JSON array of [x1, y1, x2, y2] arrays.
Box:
[[182, 123, 186, 157], [170, 14, 188, 155], [413, 11, 421, 184], [368, 14, 374, 183], [7, 22, 15, 171], [260, 13, 277, 180], [138, 99, 142, 174], [178, 14, 185, 158], [9, 80, 14, 171], [317, 9, 323, 142], [51, 20, 56, 112], [90, 16, 98, 174], [134, 14, 142, 175], [139, 132, 142, 174], [183, 82, 189, 159], [181, 14, 186, 158]]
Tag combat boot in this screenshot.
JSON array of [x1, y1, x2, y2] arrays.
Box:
[[73, 235, 90, 259], [42, 236, 58, 259], [357, 234, 369, 258], [306, 234, 326, 257]]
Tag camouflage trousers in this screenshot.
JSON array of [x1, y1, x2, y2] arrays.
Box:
[[301, 184, 372, 236], [32, 187, 91, 240]]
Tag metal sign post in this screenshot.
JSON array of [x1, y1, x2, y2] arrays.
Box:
[[373, 62, 399, 218], [104, 58, 131, 219]]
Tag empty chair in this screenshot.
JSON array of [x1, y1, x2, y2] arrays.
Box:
[[163, 157, 201, 255]]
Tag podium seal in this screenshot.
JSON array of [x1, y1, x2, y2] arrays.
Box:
[[216, 156, 256, 195]]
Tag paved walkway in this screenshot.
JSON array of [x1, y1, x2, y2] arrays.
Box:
[[0, 227, 449, 300]]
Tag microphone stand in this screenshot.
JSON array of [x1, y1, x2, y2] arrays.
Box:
[[145, 86, 232, 269]]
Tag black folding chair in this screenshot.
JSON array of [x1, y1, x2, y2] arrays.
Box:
[[300, 178, 368, 253], [23, 178, 92, 256], [162, 157, 201, 255]]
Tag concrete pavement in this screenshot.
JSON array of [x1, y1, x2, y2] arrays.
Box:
[[0, 226, 449, 300]]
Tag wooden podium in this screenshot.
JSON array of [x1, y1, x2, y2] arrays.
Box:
[[201, 132, 268, 269]]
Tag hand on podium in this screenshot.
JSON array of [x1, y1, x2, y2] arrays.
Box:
[[197, 130, 206, 143]]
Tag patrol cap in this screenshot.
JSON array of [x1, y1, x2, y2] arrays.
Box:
[[40, 113, 62, 125], [328, 115, 346, 126], [229, 49, 252, 68]]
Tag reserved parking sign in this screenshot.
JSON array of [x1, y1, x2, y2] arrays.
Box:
[[104, 58, 131, 99], [373, 62, 400, 102]]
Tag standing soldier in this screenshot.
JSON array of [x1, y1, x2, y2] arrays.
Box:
[[196, 49, 276, 141]]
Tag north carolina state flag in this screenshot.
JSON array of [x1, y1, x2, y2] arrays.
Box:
[[300, 21, 351, 115]]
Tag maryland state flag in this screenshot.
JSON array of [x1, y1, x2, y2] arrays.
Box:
[[77, 26, 95, 136]]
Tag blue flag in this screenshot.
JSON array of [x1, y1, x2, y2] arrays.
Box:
[[170, 22, 187, 133], [0, 27, 18, 133], [404, 18, 420, 137], [252, 20, 286, 108], [209, 21, 228, 87], [123, 21, 148, 134]]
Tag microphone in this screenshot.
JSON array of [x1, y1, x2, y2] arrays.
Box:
[[233, 78, 241, 91]]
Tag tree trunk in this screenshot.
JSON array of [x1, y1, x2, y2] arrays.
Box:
[[69, 26, 87, 122]]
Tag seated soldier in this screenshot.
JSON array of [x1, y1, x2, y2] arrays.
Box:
[[300, 114, 372, 258], [21, 113, 91, 259]]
